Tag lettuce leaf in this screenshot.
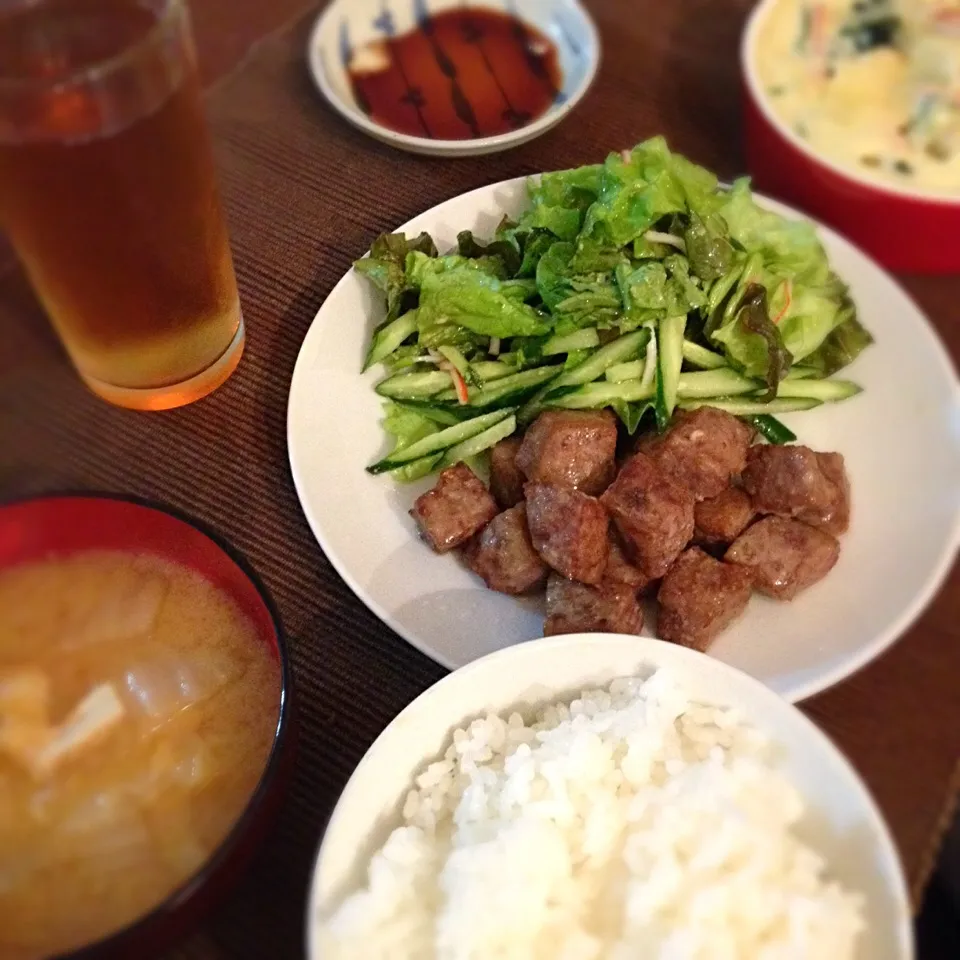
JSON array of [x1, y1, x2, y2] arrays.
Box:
[[457, 230, 522, 278], [720, 179, 829, 284], [381, 400, 438, 451], [581, 137, 724, 248], [406, 250, 505, 287], [615, 256, 704, 329], [802, 311, 873, 375], [684, 211, 734, 280], [417, 265, 552, 339], [710, 283, 792, 399], [355, 232, 438, 321], [536, 241, 622, 330]]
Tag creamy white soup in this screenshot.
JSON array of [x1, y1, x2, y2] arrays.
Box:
[[754, 0, 960, 194]]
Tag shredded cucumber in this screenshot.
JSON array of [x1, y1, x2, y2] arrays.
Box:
[[677, 369, 759, 398], [375, 370, 451, 399], [681, 340, 726, 370], [542, 329, 600, 355], [773, 379, 861, 401], [367, 409, 514, 473], [363, 311, 419, 371], [605, 360, 646, 382], [655, 315, 686, 426], [440, 415, 517, 467], [680, 397, 822, 415], [435, 366, 560, 407]]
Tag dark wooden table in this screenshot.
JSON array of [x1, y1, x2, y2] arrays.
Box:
[[1, 1, 958, 957]]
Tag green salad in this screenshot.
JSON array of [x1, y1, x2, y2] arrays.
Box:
[[355, 137, 872, 481]]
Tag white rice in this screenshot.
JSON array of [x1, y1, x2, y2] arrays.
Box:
[[317, 670, 865, 959]]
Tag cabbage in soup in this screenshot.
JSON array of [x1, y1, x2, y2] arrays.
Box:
[[0, 551, 281, 959]]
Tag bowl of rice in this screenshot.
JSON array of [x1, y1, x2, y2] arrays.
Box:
[[307, 634, 912, 959]]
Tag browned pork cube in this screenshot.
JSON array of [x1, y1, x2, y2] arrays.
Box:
[[544, 573, 644, 636], [694, 487, 756, 546], [515, 410, 618, 495], [464, 504, 548, 595], [410, 463, 498, 553], [600, 454, 694, 580], [725, 516, 840, 600], [525, 482, 609, 584], [742, 445, 850, 536], [641, 407, 753, 500], [604, 529, 651, 593], [657, 547, 753, 650], [489, 437, 525, 509]]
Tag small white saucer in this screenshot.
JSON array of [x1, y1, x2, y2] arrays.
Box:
[[306, 0, 601, 157]]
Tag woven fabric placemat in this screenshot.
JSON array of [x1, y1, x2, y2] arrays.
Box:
[[1, 1, 958, 955]]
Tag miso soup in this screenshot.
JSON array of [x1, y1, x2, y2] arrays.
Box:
[[0, 551, 281, 958]]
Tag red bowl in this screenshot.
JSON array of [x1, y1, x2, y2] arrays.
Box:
[[0, 494, 296, 960], [741, 0, 960, 274]]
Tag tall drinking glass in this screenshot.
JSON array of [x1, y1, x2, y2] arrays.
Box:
[[0, 0, 243, 410]]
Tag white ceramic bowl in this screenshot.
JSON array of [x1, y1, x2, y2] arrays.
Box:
[[307, 634, 913, 960], [306, 0, 600, 157]]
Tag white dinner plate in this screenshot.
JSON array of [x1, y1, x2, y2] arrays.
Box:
[[287, 176, 960, 702]]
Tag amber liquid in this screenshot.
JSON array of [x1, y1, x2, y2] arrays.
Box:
[[0, 0, 242, 410]]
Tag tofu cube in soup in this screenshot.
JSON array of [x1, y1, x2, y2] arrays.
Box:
[[725, 516, 840, 601], [544, 574, 644, 636], [464, 504, 548, 595], [515, 410, 617, 495], [641, 408, 753, 501], [694, 487, 756, 546], [410, 463, 498, 554], [524, 482, 609, 585], [600, 454, 695, 580], [489, 437, 525, 509], [657, 547, 753, 651], [742, 445, 851, 536]]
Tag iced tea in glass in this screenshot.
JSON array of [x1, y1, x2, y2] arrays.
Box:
[[0, 0, 243, 410]]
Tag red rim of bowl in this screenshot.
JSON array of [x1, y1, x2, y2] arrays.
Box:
[[740, 0, 960, 210], [0, 492, 296, 960]]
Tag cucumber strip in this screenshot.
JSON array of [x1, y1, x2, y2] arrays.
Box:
[[677, 369, 759, 398], [680, 397, 822, 415], [367, 409, 514, 473], [542, 328, 601, 355], [363, 311, 419, 371], [743, 414, 796, 444], [519, 329, 651, 424], [554, 329, 651, 388], [435, 366, 560, 406], [390, 452, 444, 483], [785, 366, 818, 381], [544, 380, 656, 409], [605, 360, 646, 382], [440, 415, 517, 467], [391, 400, 465, 426], [640, 324, 657, 390], [438, 345, 470, 378], [655, 315, 686, 427], [471, 361, 515, 382], [706, 262, 744, 320], [773, 379, 862, 401], [375, 370, 451, 399], [681, 340, 726, 370]]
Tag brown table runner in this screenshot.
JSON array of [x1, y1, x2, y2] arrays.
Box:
[[2, 1, 959, 956]]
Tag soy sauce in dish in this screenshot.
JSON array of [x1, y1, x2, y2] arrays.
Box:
[[346, 8, 562, 140]]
